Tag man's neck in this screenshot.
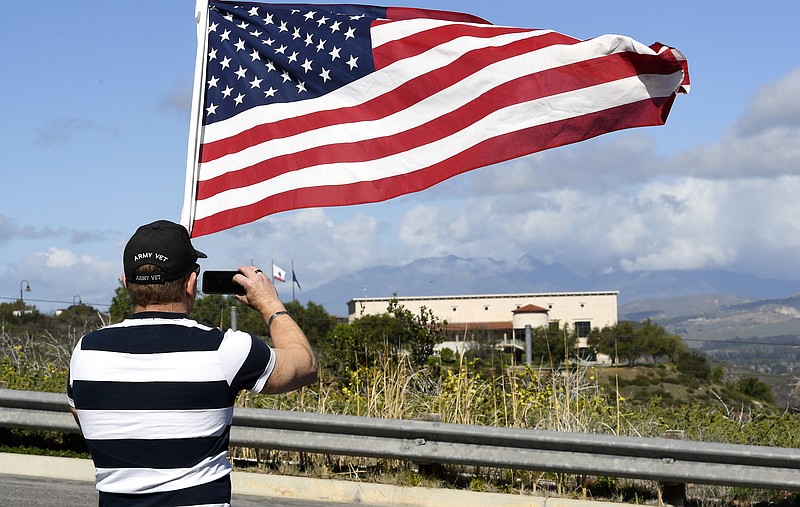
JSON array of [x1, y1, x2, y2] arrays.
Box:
[[134, 302, 191, 314]]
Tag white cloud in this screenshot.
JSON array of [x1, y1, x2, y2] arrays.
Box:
[[384, 171, 800, 282], [40, 247, 79, 268], [4, 246, 120, 312], [193, 208, 396, 288], [671, 68, 800, 179], [734, 68, 800, 137]]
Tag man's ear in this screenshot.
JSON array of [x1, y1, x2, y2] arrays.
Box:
[[121, 274, 128, 289], [185, 271, 198, 298]]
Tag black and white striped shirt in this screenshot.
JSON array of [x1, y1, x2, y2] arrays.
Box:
[[67, 312, 275, 506]]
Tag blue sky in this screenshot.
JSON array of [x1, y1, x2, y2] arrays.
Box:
[[2, 1, 800, 314]]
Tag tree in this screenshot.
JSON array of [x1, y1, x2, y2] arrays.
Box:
[[320, 314, 399, 379], [588, 325, 619, 364], [676, 349, 711, 380], [282, 300, 338, 348], [191, 294, 232, 329], [318, 298, 448, 379], [109, 281, 133, 323], [588, 320, 688, 367], [191, 295, 272, 337], [638, 319, 686, 364], [387, 299, 447, 366], [528, 323, 576, 366], [735, 376, 774, 404], [588, 321, 643, 366]]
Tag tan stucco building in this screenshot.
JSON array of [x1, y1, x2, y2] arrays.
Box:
[[347, 291, 619, 360]]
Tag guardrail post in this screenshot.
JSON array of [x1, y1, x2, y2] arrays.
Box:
[[660, 430, 686, 506], [414, 413, 444, 478]]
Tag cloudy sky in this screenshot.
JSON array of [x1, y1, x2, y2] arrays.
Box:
[[2, 1, 799, 313]]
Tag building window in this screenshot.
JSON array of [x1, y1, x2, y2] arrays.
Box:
[[484, 306, 489, 311], [580, 302, 585, 308], [452, 307, 457, 312], [574, 321, 591, 338]]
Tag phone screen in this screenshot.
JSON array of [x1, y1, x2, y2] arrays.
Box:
[[201, 270, 245, 295]]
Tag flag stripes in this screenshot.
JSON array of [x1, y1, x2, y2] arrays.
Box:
[[185, 2, 688, 237]]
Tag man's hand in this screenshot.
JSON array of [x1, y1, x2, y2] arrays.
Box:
[[233, 266, 285, 316]]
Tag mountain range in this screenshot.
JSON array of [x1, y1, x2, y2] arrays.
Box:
[[295, 255, 800, 322]]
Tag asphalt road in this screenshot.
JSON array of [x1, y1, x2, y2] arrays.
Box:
[[0, 474, 360, 507]]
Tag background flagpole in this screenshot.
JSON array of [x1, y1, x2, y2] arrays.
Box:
[[180, 0, 210, 234], [292, 260, 295, 301]]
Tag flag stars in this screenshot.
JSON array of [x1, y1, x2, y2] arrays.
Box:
[[204, 6, 376, 118], [319, 67, 331, 82]]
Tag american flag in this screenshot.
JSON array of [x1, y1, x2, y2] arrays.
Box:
[[181, 1, 689, 237]]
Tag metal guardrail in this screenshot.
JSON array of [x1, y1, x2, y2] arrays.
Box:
[[0, 389, 798, 491]]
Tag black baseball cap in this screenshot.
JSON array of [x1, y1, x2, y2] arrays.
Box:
[[123, 220, 207, 284]]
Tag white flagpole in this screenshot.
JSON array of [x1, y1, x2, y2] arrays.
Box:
[[180, 0, 211, 234]]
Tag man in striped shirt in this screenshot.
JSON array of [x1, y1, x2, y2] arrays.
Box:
[[67, 220, 318, 506]]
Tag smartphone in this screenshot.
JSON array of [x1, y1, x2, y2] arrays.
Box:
[[201, 270, 246, 295]]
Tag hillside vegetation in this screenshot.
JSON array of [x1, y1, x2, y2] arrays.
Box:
[[2, 296, 799, 504]]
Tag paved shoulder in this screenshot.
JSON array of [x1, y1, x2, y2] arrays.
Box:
[[0, 474, 351, 507], [0, 475, 97, 507]]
